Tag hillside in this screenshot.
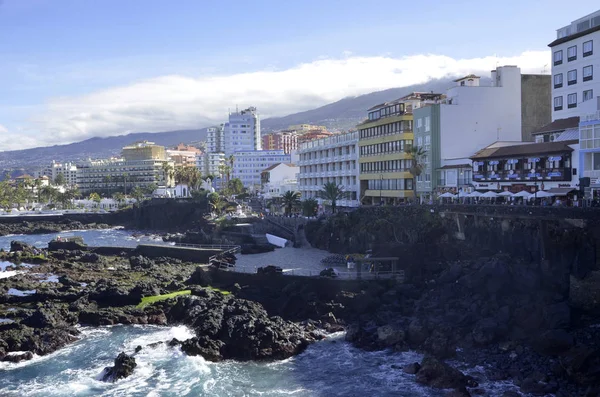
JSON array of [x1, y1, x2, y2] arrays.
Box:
[[261, 77, 478, 132], [0, 76, 481, 174], [0, 129, 209, 174]]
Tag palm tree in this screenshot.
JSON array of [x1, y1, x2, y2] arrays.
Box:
[[40, 185, 58, 205], [317, 182, 350, 214], [112, 192, 126, 207], [301, 198, 318, 217], [281, 190, 301, 215], [208, 192, 223, 214], [405, 145, 427, 203], [162, 163, 174, 187], [33, 178, 43, 204]]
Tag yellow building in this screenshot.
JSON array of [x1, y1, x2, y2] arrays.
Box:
[[122, 141, 167, 161], [358, 92, 443, 205]]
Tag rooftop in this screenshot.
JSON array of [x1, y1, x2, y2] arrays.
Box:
[[453, 74, 480, 82], [471, 140, 577, 160], [532, 117, 580, 135], [261, 163, 297, 172]]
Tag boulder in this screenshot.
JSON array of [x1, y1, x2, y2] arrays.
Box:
[[532, 329, 574, 356], [10, 241, 35, 253], [129, 255, 154, 269], [80, 253, 100, 263], [471, 318, 500, 346], [543, 302, 570, 330], [407, 319, 429, 346], [102, 352, 137, 382], [415, 356, 467, 389], [403, 362, 421, 374], [377, 325, 405, 346], [187, 267, 212, 286], [560, 345, 600, 386], [1, 351, 33, 363]]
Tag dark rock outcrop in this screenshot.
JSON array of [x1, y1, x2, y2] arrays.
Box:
[[102, 352, 137, 382]]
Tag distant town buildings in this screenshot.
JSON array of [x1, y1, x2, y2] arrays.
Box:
[[167, 143, 202, 168], [77, 141, 173, 194], [196, 152, 225, 179], [207, 125, 224, 153], [34, 160, 78, 186], [297, 130, 360, 207], [261, 131, 298, 154], [232, 150, 291, 192], [223, 107, 261, 156], [260, 163, 299, 199]]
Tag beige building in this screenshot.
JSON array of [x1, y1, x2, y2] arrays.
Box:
[[77, 142, 173, 194], [122, 141, 167, 161]]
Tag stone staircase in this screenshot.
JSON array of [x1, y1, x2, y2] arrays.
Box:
[[248, 199, 264, 214]]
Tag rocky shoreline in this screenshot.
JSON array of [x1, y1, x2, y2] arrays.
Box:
[[2, 209, 600, 396], [0, 241, 325, 372], [0, 220, 113, 237]]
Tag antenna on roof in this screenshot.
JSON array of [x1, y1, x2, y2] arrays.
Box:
[[236, 104, 239, 113], [541, 64, 548, 74]]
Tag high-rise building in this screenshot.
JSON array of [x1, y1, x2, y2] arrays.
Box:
[[196, 152, 225, 178], [549, 10, 600, 121], [223, 107, 261, 156], [207, 125, 224, 153]]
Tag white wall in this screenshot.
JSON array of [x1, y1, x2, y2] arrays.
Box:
[[223, 108, 261, 156], [440, 66, 522, 165], [233, 150, 291, 189]]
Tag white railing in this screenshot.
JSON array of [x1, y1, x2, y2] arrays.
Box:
[[582, 111, 600, 122], [223, 265, 405, 281]]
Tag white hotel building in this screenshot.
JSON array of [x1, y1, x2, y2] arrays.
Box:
[[223, 107, 261, 156], [550, 10, 600, 121], [232, 150, 291, 192], [297, 131, 360, 208]]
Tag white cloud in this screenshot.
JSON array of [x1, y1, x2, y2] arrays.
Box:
[[0, 124, 43, 151], [16, 51, 549, 150]]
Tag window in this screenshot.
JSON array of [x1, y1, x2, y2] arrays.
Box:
[[554, 96, 563, 111], [416, 119, 423, 128], [583, 40, 593, 57], [425, 116, 431, 132], [554, 73, 563, 88], [584, 89, 594, 102], [583, 65, 593, 82], [568, 45, 577, 61], [554, 50, 563, 65], [568, 93, 577, 108], [568, 69, 577, 85]]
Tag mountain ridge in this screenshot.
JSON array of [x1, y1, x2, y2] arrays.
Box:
[[0, 76, 477, 173]]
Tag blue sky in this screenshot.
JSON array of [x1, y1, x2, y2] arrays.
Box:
[[0, 0, 598, 150]]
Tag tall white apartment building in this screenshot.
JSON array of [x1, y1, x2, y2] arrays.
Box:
[[196, 152, 225, 178], [34, 161, 78, 186], [232, 150, 290, 191], [297, 131, 360, 207], [207, 125, 224, 153], [550, 10, 600, 120], [223, 107, 261, 156]]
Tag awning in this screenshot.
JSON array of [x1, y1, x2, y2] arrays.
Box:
[[546, 187, 576, 196]]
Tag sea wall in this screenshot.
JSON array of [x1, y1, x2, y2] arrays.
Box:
[[133, 244, 220, 262]]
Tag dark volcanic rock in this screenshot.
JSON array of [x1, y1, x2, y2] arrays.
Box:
[[10, 240, 35, 253], [415, 356, 467, 389], [403, 362, 421, 374], [102, 352, 137, 382], [164, 292, 312, 362], [1, 351, 33, 362]]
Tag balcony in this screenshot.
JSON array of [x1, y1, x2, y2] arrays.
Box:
[[473, 168, 572, 182], [582, 111, 600, 122]]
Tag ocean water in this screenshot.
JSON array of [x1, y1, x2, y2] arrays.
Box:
[[0, 228, 167, 251], [0, 325, 523, 397], [0, 325, 441, 397]]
